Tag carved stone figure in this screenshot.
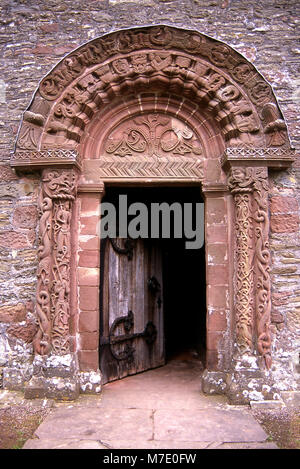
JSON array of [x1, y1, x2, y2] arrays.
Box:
[[33, 169, 77, 356]]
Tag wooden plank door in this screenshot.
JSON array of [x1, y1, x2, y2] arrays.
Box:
[[99, 237, 165, 384]]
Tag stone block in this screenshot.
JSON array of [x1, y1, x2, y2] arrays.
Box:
[[205, 158, 221, 182], [32, 354, 78, 379], [281, 391, 300, 409], [79, 311, 99, 333], [0, 165, 17, 182], [206, 224, 228, 243], [207, 264, 229, 285], [78, 267, 99, 286], [250, 400, 286, 411], [39, 23, 59, 33], [13, 205, 38, 229], [7, 319, 37, 342], [24, 376, 80, 400], [206, 331, 224, 350], [78, 250, 100, 268], [201, 369, 227, 394], [2, 367, 28, 391], [207, 243, 227, 264], [0, 231, 31, 249], [80, 194, 101, 215], [207, 285, 229, 308], [79, 370, 102, 394], [206, 197, 226, 224], [207, 310, 227, 331], [205, 350, 219, 371], [0, 302, 26, 323], [79, 235, 100, 251], [79, 331, 99, 350], [270, 196, 298, 214], [79, 286, 99, 311], [271, 214, 299, 233], [32, 45, 53, 55], [78, 350, 99, 372], [80, 216, 100, 235]]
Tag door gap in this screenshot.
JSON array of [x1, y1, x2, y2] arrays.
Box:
[[99, 185, 206, 381]]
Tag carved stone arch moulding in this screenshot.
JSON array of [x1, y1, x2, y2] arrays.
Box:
[[11, 24, 293, 164], [10, 26, 295, 394]]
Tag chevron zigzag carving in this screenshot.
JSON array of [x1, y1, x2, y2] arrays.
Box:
[[96, 155, 204, 179]]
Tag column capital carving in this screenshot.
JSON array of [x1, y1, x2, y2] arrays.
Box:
[[42, 167, 78, 200], [228, 166, 268, 194]]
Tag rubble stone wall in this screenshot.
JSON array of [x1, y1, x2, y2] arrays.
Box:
[[0, 0, 299, 395]]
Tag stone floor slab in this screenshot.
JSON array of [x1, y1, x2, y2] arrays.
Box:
[[21, 359, 275, 450], [23, 438, 107, 449], [35, 407, 153, 441], [154, 407, 268, 442]]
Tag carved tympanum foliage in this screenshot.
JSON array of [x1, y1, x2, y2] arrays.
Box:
[[103, 113, 203, 158], [229, 166, 272, 369], [33, 168, 78, 356]]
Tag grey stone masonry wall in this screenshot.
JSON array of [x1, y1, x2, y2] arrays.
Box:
[[0, 0, 299, 396]]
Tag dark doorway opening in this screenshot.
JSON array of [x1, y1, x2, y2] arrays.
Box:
[[101, 185, 206, 373], [162, 235, 206, 363]]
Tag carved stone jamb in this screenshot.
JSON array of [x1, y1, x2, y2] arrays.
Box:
[[227, 165, 273, 370], [252, 167, 272, 370], [223, 147, 295, 372], [228, 167, 255, 359], [202, 164, 271, 404], [212, 147, 295, 404], [41, 168, 78, 355], [24, 167, 80, 400], [76, 182, 105, 394]]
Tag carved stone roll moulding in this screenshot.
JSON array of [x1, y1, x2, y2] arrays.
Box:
[[227, 163, 275, 370], [11, 25, 291, 169]]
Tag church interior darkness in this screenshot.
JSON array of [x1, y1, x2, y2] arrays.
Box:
[[101, 185, 206, 370]]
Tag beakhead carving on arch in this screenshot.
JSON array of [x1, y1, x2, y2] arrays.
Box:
[[11, 25, 294, 170]]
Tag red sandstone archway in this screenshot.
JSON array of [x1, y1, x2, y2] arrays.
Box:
[[11, 26, 294, 400]]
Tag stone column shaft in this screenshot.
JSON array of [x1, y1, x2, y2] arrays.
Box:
[[229, 166, 272, 369], [33, 168, 78, 356]]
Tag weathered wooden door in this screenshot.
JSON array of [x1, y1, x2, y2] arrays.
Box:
[[99, 237, 165, 384]]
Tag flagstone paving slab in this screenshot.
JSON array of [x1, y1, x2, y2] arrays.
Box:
[[34, 407, 153, 441], [22, 359, 277, 450]]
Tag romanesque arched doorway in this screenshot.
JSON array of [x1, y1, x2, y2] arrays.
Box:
[[11, 26, 294, 402]]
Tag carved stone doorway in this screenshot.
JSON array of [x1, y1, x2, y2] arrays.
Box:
[[10, 26, 294, 402]]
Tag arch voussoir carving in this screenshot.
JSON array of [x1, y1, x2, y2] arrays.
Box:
[[11, 25, 290, 165]]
